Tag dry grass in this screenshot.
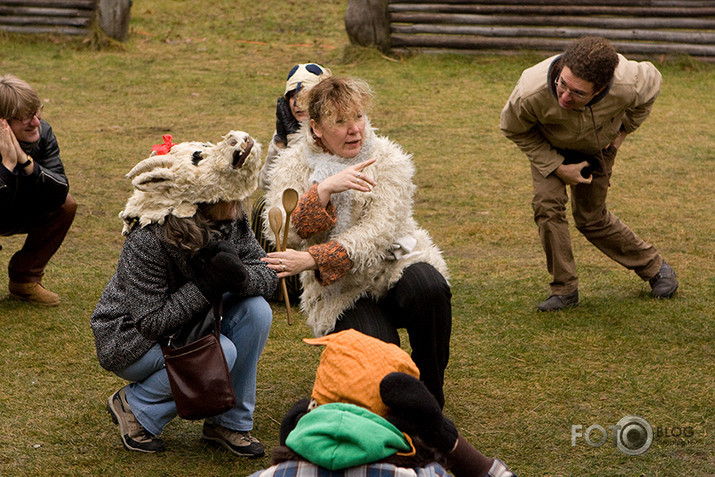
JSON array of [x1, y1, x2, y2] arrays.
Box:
[[0, 1, 713, 475]]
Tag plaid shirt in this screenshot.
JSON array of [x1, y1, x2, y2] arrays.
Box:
[[248, 461, 450, 477]]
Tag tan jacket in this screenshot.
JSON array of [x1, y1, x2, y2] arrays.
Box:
[[500, 54, 662, 177]]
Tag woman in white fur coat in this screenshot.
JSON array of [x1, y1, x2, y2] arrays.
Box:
[[261, 77, 451, 407]]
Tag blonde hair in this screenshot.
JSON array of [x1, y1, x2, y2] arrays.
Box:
[[308, 76, 373, 126], [0, 74, 42, 120]]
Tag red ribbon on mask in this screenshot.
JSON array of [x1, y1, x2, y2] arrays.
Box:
[[151, 135, 175, 155]]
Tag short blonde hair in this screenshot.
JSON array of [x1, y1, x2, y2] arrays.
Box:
[[0, 74, 42, 120], [308, 76, 372, 126]]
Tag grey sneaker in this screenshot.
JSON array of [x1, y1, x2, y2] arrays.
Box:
[[202, 422, 265, 458], [649, 261, 678, 298], [537, 289, 579, 311], [107, 386, 165, 453]]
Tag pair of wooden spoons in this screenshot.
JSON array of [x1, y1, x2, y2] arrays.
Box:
[[268, 188, 299, 325]]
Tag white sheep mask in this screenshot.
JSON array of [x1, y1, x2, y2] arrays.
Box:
[[119, 131, 262, 235]]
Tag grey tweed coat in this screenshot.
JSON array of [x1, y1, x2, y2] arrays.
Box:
[[91, 215, 277, 372]]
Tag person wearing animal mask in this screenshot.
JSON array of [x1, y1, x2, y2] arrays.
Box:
[[0, 74, 77, 306], [251, 62, 331, 303], [249, 330, 516, 477], [261, 76, 452, 409], [91, 132, 277, 456]]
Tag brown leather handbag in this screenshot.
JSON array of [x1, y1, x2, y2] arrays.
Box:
[[161, 300, 236, 420]]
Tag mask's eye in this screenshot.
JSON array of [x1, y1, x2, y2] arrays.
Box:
[[192, 151, 203, 165]]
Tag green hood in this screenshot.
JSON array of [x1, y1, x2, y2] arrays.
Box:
[[285, 402, 413, 470]]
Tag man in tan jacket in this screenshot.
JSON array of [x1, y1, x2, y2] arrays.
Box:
[[500, 36, 677, 311]]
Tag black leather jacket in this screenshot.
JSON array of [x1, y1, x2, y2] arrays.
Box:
[[0, 119, 69, 223]]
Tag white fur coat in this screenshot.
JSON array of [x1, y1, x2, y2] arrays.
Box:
[[263, 121, 448, 336]]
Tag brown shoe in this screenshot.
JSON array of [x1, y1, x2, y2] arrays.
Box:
[[9, 281, 60, 306], [537, 289, 579, 312], [202, 422, 264, 458], [107, 387, 165, 453]]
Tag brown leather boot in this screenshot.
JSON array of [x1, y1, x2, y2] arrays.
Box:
[[9, 281, 60, 306]]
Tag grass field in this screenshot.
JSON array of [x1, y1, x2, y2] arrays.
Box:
[[0, 1, 713, 476]]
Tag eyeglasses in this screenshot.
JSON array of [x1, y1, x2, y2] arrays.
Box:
[[554, 78, 593, 101], [12, 104, 43, 125]]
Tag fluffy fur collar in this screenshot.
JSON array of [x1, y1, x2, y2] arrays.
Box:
[[264, 120, 448, 336], [306, 132, 376, 235]]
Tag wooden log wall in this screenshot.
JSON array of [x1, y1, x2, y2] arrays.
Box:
[[0, 0, 96, 36], [388, 0, 715, 60]]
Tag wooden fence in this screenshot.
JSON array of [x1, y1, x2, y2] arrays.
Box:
[[346, 0, 715, 60], [0, 0, 130, 41]]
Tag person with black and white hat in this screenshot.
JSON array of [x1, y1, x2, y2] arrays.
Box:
[[259, 62, 331, 191], [251, 63, 331, 302]]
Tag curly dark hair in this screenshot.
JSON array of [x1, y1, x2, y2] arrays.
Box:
[[160, 201, 243, 254], [561, 36, 619, 92]]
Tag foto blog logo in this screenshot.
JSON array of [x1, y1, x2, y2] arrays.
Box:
[[571, 415, 653, 456]]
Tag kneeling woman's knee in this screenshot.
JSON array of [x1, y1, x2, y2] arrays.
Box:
[[219, 334, 238, 370], [245, 295, 273, 333], [223, 295, 273, 344], [402, 263, 451, 302]]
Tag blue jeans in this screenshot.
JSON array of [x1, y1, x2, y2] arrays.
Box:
[[115, 295, 273, 436]]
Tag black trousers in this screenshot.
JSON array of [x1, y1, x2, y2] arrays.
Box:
[[332, 262, 452, 408]]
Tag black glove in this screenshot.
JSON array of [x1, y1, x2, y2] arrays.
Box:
[[191, 240, 248, 300], [380, 372, 459, 454], [279, 398, 311, 446], [275, 96, 300, 143]]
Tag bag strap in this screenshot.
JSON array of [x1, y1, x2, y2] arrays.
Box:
[[212, 298, 224, 336]]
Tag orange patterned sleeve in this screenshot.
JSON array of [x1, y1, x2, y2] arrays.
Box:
[[292, 183, 337, 239], [307, 241, 353, 286]]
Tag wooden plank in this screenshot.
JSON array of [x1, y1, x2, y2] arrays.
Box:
[[391, 24, 715, 44], [0, 15, 90, 26], [389, 13, 715, 30], [0, 24, 89, 34], [0, 6, 93, 16], [386, 1, 714, 58], [0, 0, 95, 8], [391, 33, 715, 56], [388, 4, 715, 17], [389, 0, 713, 7]]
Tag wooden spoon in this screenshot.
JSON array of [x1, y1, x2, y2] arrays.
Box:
[[281, 188, 299, 252], [268, 207, 283, 251], [267, 206, 292, 325]]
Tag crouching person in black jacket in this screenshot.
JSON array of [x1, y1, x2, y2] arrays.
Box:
[[0, 74, 76, 306]]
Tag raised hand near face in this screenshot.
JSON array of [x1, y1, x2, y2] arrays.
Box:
[[316, 157, 377, 207]]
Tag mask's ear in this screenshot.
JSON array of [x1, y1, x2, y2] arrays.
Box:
[[126, 155, 177, 191], [131, 168, 175, 191]]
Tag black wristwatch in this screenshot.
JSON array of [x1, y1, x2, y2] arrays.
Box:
[[18, 155, 33, 169]]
